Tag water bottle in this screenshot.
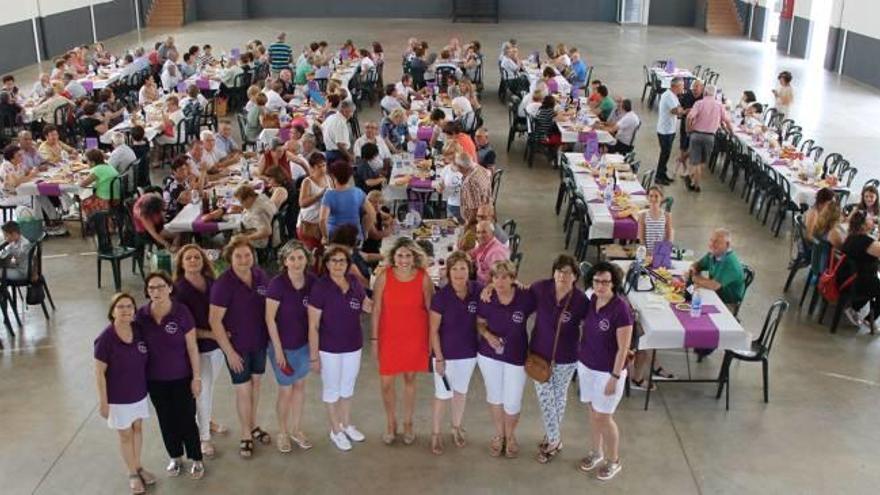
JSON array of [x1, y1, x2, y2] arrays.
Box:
[[431, 224, 440, 243], [690, 289, 702, 317], [635, 245, 646, 266], [603, 184, 613, 205]]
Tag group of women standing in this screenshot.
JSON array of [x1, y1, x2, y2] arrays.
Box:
[[95, 235, 635, 494]]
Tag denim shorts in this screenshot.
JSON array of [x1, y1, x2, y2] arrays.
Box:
[[225, 348, 267, 385]]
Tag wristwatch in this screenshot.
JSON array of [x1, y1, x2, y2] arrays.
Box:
[[610, 372, 620, 380]]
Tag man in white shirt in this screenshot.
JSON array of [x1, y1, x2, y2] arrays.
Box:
[[161, 52, 182, 92], [32, 74, 51, 99], [155, 96, 186, 145], [215, 119, 239, 157], [354, 121, 393, 161], [394, 74, 416, 101], [601, 99, 640, 155], [380, 84, 405, 115], [499, 46, 523, 80], [322, 100, 354, 162], [107, 132, 137, 173], [63, 74, 87, 100], [655, 78, 686, 185], [201, 130, 241, 169], [262, 79, 288, 113]]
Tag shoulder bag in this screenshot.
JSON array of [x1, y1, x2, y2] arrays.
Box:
[[525, 291, 573, 383]]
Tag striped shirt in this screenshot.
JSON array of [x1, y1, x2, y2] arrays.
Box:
[[642, 210, 667, 254], [268, 42, 293, 70]]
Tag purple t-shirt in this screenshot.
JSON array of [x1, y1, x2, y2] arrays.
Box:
[[430, 281, 482, 360], [308, 274, 366, 353], [477, 287, 536, 365], [528, 279, 588, 364], [94, 324, 149, 404], [210, 267, 270, 353], [174, 277, 217, 353], [579, 294, 633, 372], [135, 302, 196, 381], [267, 272, 316, 350]]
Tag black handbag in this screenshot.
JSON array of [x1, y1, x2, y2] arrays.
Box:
[[26, 281, 45, 305]]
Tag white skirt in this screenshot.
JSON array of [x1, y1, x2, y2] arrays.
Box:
[[107, 396, 150, 430]]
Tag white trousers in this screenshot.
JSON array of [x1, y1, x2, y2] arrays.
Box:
[[196, 348, 225, 441], [432, 357, 477, 400], [320, 350, 362, 403]]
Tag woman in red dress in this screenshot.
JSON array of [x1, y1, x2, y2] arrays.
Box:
[[371, 237, 433, 446]]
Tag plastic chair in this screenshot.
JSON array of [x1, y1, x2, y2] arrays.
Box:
[[90, 210, 141, 292], [715, 298, 789, 409], [491, 169, 504, 208], [1, 233, 56, 324], [783, 214, 811, 292], [508, 233, 521, 258]]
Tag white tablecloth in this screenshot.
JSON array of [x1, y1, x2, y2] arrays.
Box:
[[380, 225, 459, 284], [15, 181, 81, 197], [164, 203, 242, 234], [613, 260, 750, 351], [651, 67, 695, 89]]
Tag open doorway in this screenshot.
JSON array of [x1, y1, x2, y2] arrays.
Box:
[[807, 0, 834, 65], [767, 0, 782, 43]]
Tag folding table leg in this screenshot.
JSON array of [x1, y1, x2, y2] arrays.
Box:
[[644, 350, 657, 410]]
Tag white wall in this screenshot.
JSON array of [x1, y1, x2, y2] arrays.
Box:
[[0, 0, 113, 26], [835, 0, 880, 38], [793, 0, 813, 18]]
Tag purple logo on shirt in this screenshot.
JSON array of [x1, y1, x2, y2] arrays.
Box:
[[561, 311, 572, 323], [164, 321, 179, 335], [512, 311, 525, 324], [137, 341, 148, 354], [598, 318, 610, 332], [257, 285, 268, 296], [349, 298, 361, 311], [467, 301, 478, 314]]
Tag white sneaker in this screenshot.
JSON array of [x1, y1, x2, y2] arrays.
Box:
[[342, 424, 365, 442], [844, 308, 861, 327], [329, 430, 352, 451]]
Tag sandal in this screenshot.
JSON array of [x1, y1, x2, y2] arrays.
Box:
[[489, 435, 505, 457], [239, 439, 254, 458], [451, 426, 467, 448], [652, 367, 676, 380], [402, 422, 416, 445], [128, 474, 146, 495], [277, 434, 292, 453], [189, 461, 205, 480], [504, 436, 520, 459], [430, 433, 444, 455], [535, 441, 563, 464], [201, 441, 215, 459], [210, 421, 229, 435], [382, 423, 397, 445], [290, 432, 314, 450], [136, 468, 156, 486], [630, 378, 657, 391], [251, 427, 272, 445]]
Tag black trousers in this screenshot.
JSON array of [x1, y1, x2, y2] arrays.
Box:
[[148, 378, 202, 461], [656, 132, 676, 179]]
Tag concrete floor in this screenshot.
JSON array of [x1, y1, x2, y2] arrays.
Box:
[[2, 18, 880, 495]]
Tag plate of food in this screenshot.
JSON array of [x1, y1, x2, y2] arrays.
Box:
[[675, 302, 691, 311], [665, 293, 685, 304]]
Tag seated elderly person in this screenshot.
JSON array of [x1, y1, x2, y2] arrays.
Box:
[[0, 221, 31, 281], [62, 73, 87, 101], [231, 184, 277, 249], [214, 118, 240, 157], [154, 96, 186, 146], [31, 86, 74, 125], [354, 142, 387, 193], [380, 84, 406, 115], [37, 125, 77, 165], [689, 227, 746, 313], [107, 132, 137, 173], [200, 130, 241, 170], [162, 156, 198, 220], [600, 99, 640, 155], [476, 204, 509, 244], [474, 127, 496, 170], [469, 220, 511, 284], [380, 108, 410, 152], [354, 121, 393, 161]]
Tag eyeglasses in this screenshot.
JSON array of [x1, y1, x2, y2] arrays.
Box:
[[592, 279, 613, 286]]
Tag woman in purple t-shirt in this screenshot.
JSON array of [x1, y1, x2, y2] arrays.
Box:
[[577, 262, 633, 482], [137, 272, 204, 480], [528, 254, 589, 464], [173, 244, 228, 459], [429, 251, 481, 455], [476, 260, 536, 459], [308, 246, 373, 452], [266, 240, 316, 453], [94, 293, 156, 494], [209, 236, 272, 458]]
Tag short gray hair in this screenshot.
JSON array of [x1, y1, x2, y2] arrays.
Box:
[[200, 130, 215, 141], [703, 84, 717, 97], [712, 228, 731, 244], [339, 100, 355, 111], [110, 132, 126, 147], [670, 77, 683, 88]]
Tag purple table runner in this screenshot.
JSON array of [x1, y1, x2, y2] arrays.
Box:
[[670, 303, 720, 348], [36, 182, 62, 196], [192, 217, 220, 234]]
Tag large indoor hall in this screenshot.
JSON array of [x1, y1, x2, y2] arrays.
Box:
[[0, 1, 878, 494]]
